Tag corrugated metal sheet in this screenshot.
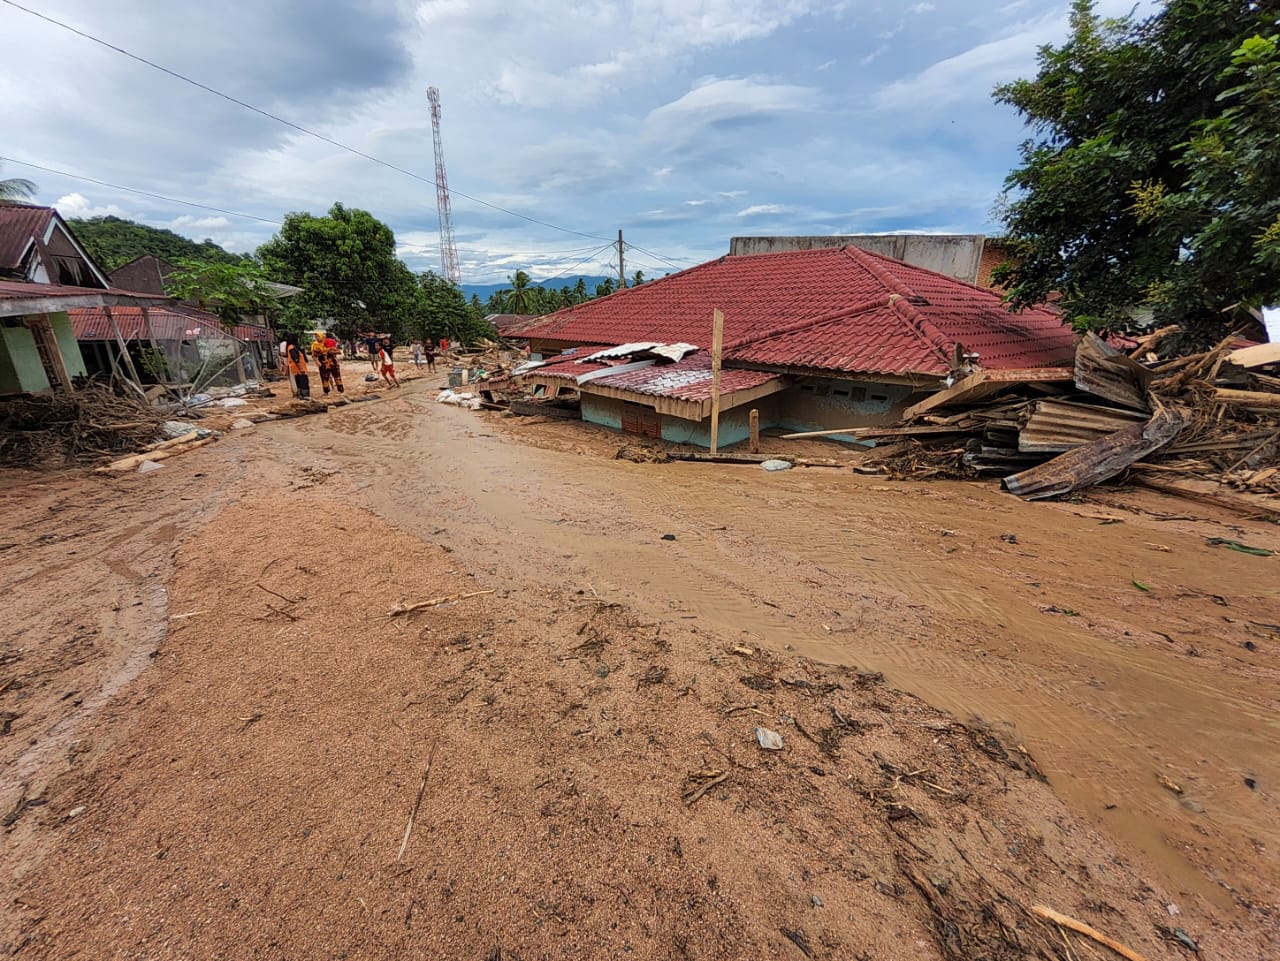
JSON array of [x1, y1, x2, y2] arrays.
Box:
[[1003, 407, 1189, 499], [0, 205, 53, 271], [1018, 399, 1148, 453], [1074, 332, 1152, 410], [70, 306, 272, 343]]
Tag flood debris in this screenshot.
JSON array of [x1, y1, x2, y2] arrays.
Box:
[[856, 331, 1280, 507]]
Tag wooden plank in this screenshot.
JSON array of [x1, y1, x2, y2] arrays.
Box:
[[1227, 342, 1280, 369], [781, 424, 972, 440], [1131, 473, 1279, 519], [667, 451, 844, 467], [748, 408, 759, 453], [1214, 387, 1280, 409], [709, 308, 724, 453]]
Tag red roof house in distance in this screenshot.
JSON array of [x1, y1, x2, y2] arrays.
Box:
[[507, 246, 1074, 447]]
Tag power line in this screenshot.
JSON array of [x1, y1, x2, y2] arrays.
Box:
[[1, 0, 612, 243], [534, 243, 618, 286], [624, 242, 693, 270], [0, 155, 283, 225]]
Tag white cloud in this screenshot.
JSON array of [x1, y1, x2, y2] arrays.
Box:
[[736, 203, 787, 218], [54, 193, 127, 219], [169, 215, 232, 232], [873, 14, 1061, 111], [861, 44, 889, 66], [910, 2, 937, 13], [646, 77, 820, 131]]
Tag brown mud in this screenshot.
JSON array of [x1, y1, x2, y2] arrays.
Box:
[[0, 374, 1276, 958]]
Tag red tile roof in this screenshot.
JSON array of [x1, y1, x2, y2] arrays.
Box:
[[70, 306, 272, 343], [510, 246, 1075, 378]]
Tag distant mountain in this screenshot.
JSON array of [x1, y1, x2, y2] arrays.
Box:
[[68, 215, 249, 272], [460, 276, 614, 302]]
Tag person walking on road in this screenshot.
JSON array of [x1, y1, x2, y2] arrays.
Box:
[[364, 332, 380, 370], [312, 331, 344, 395], [424, 340, 437, 373], [411, 340, 424, 369], [378, 339, 400, 389], [285, 332, 310, 399]]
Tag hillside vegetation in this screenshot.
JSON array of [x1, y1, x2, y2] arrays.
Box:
[[69, 215, 248, 272]]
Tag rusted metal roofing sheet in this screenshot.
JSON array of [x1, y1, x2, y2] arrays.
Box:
[[1074, 332, 1152, 410], [1003, 406, 1189, 499], [1018, 399, 1148, 453]]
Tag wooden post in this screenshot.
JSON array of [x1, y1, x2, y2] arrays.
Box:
[[32, 314, 74, 391], [140, 305, 170, 387], [749, 408, 760, 453], [709, 308, 724, 453], [103, 305, 146, 392]]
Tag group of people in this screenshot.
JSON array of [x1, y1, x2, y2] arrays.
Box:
[[280, 331, 344, 400], [279, 332, 449, 398]]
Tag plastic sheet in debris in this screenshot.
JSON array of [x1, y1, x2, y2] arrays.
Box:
[[436, 388, 481, 410], [761, 459, 793, 472]]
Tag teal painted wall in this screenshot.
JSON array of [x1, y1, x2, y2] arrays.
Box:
[[581, 394, 624, 430], [774, 379, 917, 443], [0, 325, 51, 394], [49, 312, 87, 378]]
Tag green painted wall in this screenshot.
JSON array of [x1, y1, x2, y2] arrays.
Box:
[[0, 325, 51, 394], [49, 312, 87, 379]]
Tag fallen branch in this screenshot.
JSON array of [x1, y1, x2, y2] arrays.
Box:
[[1030, 905, 1150, 961], [388, 589, 496, 617], [682, 771, 729, 807], [397, 736, 442, 862]]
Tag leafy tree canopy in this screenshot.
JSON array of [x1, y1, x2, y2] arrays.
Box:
[[414, 271, 497, 346], [257, 203, 418, 342], [163, 259, 280, 329], [0, 164, 36, 204], [69, 215, 247, 272], [994, 0, 1280, 344]]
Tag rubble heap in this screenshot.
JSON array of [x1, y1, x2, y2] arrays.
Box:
[[862, 332, 1280, 506]]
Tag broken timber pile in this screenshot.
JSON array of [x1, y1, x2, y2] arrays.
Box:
[[860, 332, 1280, 507]]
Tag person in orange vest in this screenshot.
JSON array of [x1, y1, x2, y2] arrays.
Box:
[[285, 332, 310, 399]]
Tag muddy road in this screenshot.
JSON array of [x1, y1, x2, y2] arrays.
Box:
[[1, 375, 1277, 958], [279, 385, 1279, 914]]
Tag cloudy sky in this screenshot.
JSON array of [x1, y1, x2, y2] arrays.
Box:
[[0, 0, 1154, 283]]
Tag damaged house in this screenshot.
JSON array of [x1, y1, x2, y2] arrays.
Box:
[[508, 246, 1075, 447]]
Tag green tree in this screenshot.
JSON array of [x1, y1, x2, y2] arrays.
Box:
[[416, 271, 497, 346], [994, 0, 1279, 342], [595, 277, 616, 298], [573, 277, 588, 303], [631, 270, 645, 286], [70, 216, 248, 271], [257, 203, 417, 342], [163, 259, 279, 329]]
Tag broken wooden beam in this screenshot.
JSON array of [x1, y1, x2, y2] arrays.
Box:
[[1213, 388, 1280, 409], [666, 451, 844, 467], [780, 424, 971, 441]]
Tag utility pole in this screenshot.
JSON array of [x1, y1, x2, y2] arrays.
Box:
[[617, 229, 627, 289]]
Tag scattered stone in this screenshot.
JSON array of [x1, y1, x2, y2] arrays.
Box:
[[810, 895, 823, 908], [66, 806, 86, 819], [760, 459, 792, 472]]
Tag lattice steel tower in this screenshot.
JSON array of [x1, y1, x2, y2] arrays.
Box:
[[427, 87, 461, 285]]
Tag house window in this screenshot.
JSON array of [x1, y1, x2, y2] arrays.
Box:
[[832, 388, 850, 398], [799, 384, 816, 393], [870, 393, 889, 402]]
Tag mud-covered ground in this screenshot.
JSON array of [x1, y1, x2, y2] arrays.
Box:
[[1, 372, 1276, 959]]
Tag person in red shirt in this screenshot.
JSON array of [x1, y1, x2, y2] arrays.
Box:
[[378, 339, 400, 388]]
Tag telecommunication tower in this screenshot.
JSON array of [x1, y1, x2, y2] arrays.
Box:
[[427, 87, 461, 285]]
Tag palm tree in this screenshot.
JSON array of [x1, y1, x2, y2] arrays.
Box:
[[506, 270, 533, 313], [0, 165, 36, 204]]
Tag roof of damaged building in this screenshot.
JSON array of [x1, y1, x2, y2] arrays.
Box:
[[509, 246, 1075, 378], [70, 305, 273, 343]]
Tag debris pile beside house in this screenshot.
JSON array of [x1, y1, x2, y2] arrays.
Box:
[[0, 382, 169, 467], [855, 332, 1280, 508]]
